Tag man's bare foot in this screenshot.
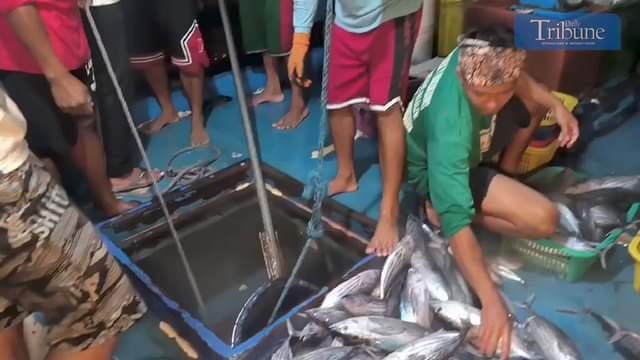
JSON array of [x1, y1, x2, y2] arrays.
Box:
[[103, 199, 139, 218], [273, 107, 310, 130], [111, 168, 164, 193], [366, 217, 400, 257], [328, 173, 359, 197], [142, 109, 189, 134], [252, 88, 285, 107], [191, 125, 210, 148]]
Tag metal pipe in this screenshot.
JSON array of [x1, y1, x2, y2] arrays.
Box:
[[216, 0, 283, 279], [83, 6, 207, 315]]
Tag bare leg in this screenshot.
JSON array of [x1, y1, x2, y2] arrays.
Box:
[[140, 61, 181, 133], [328, 107, 359, 196], [366, 105, 405, 257], [180, 71, 210, 147], [253, 54, 284, 106], [0, 325, 29, 360], [274, 82, 309, 130], [475, 174, 559, 239], [72, 122, 136, 217], [47, 336, 118, 360]]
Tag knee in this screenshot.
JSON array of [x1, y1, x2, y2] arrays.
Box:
[[528, 202, 560, 239], [178, 63, 205, 77]]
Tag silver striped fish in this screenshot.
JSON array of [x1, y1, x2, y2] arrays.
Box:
[[382, 330, 467, 360], [320, 269, 381, 309]]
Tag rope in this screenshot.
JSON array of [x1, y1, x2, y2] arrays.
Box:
[[163, 144, 223, 193], [83, 5, 207, 316], [268, 0, 335, 325]]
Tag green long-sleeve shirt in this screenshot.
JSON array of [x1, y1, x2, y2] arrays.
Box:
[[404, 48, 494, 238]]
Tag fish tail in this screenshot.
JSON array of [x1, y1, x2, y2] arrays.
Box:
[[609, 330, 630, 344]]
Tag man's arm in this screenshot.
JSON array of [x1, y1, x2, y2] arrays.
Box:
[[450, 227, 512, 359], [0, 95, 24, 137], [426, 116, 500, 307], [499, 97, 545, 175], [6, 5, 68, 81], [427, 114, 511, 359], [6, 4, 92, 115], [515, 72, 579, 148]]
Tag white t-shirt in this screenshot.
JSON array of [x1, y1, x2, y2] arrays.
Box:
[[90, 0, 120, 7], [0, 87, 29, 174]]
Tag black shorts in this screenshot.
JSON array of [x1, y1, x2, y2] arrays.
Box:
[[0, 68, 93, 161], [469, 95, 531, 209], [484, 95, 532, 160], [123, 0, 209, 71]]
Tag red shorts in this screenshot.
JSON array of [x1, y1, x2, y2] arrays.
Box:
[[327, 11, 421, 112]]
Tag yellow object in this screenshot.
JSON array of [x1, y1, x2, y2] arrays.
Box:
[[630, 232, 640, 292], [516, 92, 579, 174], [437, 0, 464, 57], [541, 92, 579, 127], [518, 139, 561, 174], [159, 321, 199, 359]]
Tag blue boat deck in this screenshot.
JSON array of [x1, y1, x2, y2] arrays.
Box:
[[112, 64, 640, 359]]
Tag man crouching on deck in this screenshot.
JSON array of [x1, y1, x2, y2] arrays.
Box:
[[404, 27, 579, 359]]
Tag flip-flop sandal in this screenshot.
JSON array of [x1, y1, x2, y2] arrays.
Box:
[[327, 188, 359, 198], [102, 200, 143, 219], [113, 169, 164, 194], [138, 110, 193, 133], [252, 88, 285, 106]]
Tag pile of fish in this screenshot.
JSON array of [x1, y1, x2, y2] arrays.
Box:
[[269, 215, 609, 360], [533, 172, 640, 261]]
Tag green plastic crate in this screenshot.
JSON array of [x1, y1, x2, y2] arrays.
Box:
[[509, 229, 623, 282], [508, 199, 640, 282]]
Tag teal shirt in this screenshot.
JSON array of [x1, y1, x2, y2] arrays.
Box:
[[404, 48, 494, 238], [294, 0, 422, 34]]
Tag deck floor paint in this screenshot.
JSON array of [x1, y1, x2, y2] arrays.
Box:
[[111, 66, 640, 359]]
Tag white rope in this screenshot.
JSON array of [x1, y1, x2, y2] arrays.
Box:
[[83, 5, 207, 316]]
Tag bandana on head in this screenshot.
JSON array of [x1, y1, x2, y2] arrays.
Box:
[[458, 38, 526, 87]]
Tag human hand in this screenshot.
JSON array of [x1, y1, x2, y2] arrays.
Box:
[[288, 33, 311, 88], [424, 200, 441, 229], [48, 72, 94, 116], [477, 294, 512, 360], [553, 104, 580, 148]]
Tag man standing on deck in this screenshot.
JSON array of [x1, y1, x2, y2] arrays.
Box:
[[0, 87, 146, 360], [289, 0, 423, 257], [404, 27, 580, 358], [0, 0, 137, 217]]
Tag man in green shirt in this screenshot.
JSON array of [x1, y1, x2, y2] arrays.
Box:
[[404, 27, 579, 358]]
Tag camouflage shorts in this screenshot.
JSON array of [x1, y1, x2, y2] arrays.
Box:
[[0, 156, 147, 353]]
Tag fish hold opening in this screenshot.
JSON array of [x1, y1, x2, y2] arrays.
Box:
[[100, 162, 375, 346]]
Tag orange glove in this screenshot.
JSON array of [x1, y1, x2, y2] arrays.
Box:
[[288, 33, 312, 88]]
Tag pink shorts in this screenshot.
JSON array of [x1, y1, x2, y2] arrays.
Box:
[[327, 11, 421, 112]]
